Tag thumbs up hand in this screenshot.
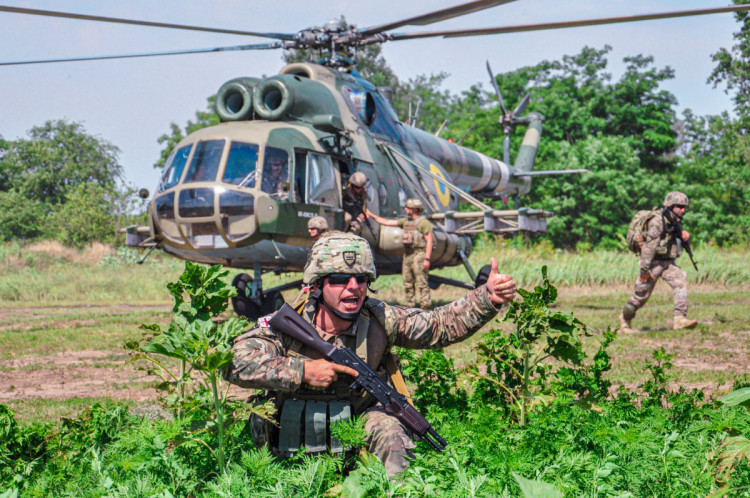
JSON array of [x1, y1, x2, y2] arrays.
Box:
[[485, 257, 516, 306]]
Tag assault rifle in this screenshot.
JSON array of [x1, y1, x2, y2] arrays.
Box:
[[680, 237, 699, 271], [268, 303, 447, 452], [663, 207, 698, 271]]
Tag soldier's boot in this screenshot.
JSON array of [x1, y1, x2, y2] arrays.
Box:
[[673, 315, 698, 330], [618, 303, 637, 334]]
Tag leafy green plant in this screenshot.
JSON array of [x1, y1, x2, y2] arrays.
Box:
[[711, 388, 750, 496], [128, 261, 255, 473], [397, 348, 466, 411], [641, 347, 674, 408], [468, 266, 590, 425], [330, 415, 368, 451]]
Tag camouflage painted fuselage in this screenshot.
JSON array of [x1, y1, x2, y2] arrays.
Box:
[[146, 62, 542, 274]]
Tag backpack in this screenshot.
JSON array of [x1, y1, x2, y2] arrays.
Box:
[[626, 209, 659, 254]]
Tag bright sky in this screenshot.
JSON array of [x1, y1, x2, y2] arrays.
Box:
[[0, 1, 740, 192]]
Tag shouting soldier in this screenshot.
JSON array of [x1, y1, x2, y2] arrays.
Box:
[[225, 233, 516, 477]]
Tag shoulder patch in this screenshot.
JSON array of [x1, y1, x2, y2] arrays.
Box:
[[257, 314, 273, 328]]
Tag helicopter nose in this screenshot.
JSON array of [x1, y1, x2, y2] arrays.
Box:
[[217, 187, 256, 242], [152, 185, 257, 248]]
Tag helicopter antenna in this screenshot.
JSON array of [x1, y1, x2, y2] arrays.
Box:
[[410, 100, 422, 127], [434, 119, 448, 137], [457, 122, 476, 145]]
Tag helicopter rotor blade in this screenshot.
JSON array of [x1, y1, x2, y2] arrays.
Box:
[[0, 43, 282, 67], [485, 60, 507, 114], [0, 5, 296, 40], [358, 0, 518, 36], [512, 93, 530, 118], [389, 5, 750, 41]]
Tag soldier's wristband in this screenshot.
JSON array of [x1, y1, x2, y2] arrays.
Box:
[[424, 257, 430, 261]]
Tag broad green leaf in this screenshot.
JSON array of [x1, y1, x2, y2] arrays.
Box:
[[513, 473, 564, 498], [717, 387, 750, 410]]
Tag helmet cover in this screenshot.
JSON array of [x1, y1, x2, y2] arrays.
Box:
[[663, 191, 689, 208], [307, 216, 328, 230], [349, 171, 367, 188], [303, 232, 376, 284], [405, 198, 423, 210]]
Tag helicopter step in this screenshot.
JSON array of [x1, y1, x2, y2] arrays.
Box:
[[231, 270, 300, 321]]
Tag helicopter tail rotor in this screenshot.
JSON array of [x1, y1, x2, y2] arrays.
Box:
[[486, 61, 533, 166]]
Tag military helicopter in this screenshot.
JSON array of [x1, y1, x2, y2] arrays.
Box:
[[3, 1, 748, 320]]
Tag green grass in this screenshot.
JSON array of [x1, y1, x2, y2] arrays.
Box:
[[2, 240, 749, 417]]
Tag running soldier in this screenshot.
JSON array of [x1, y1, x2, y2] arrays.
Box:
[[225, 233, 516, 477], [619, 191, 698, 333], [367, 199, 434, 308]]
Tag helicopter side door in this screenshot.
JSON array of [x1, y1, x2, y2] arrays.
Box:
[[290, 150, 344, 234]]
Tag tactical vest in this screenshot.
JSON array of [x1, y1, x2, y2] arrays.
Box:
[[627, 209, 679, 259], [654, 212, 680, 259], [401, 216, 428, 249], [255, 293, 391, 457]]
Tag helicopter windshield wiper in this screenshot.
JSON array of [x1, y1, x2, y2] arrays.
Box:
[[237, 172, 258, 189]]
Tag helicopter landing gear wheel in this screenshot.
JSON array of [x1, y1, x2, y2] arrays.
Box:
[[261, 290, 285, 315], [231, 273, 262, 321], [474, 264, 492, 289]]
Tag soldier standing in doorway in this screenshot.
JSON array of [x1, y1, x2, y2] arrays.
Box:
[[367, 198, 434, 309], [619, 191, 699, 333], [342, 171, 369, 235]]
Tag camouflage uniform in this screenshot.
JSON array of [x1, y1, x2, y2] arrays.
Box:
[[226, 234, 502, 477], [343, 187, 367, 235], [627, 213, 688, 316], [261, 171, 288, 199], [397, 216, 434, 308], [621, 191, 695, 332]]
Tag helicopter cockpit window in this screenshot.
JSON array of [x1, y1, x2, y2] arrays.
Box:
[[159, 144, 191, 192], [222, 141, 259, 187], [261, 147, 290, 200], [306, 153, 339, 207], [184, 140, 225, 183]]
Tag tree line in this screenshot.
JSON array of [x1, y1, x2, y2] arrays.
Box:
[[2, 1, 748, 249]]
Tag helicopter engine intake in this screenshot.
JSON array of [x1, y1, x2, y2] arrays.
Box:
[[253, 74, 339, 121], [216, 77, 260, 122]]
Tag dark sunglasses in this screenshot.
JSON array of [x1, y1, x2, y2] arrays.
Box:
[[327, 273, 369, 285]]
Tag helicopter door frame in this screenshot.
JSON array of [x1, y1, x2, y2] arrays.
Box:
[[291, 149, 344, 232]]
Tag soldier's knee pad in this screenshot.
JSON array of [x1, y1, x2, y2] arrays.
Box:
[[622, 303, 637, 320]]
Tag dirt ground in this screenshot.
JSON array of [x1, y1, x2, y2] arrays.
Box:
[[0, 349, 158, 402], [1, 286, 748, 414]]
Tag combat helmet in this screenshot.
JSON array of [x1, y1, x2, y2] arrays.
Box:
[[303, 232, 376, 284], [349, 171, 367, 188], [405, 198, 423, 210], [664, 191, 689, 208], [307, 216, 328, 230]]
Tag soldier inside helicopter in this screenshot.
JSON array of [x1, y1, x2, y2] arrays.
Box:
[[261, 147, 290, 200]]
